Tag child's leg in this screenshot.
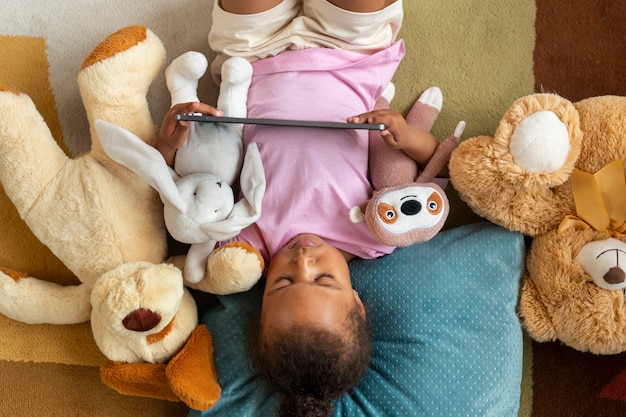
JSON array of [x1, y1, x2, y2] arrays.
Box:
[[301, 0, 403, 52], [327, 0, 393, 12], [220, 0, 283, 14], [208, 0, 300, 80]]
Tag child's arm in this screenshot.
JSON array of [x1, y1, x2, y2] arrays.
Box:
[[157, 101, 223, 167], [347, 109, 439, 169]]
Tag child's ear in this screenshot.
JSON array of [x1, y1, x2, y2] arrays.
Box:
[[353, 289, 366, 316]]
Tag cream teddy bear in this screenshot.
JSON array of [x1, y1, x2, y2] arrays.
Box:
[[0, 25, 229, 410]]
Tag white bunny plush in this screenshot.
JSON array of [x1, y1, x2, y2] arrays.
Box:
[[97, 54, 266, 293]]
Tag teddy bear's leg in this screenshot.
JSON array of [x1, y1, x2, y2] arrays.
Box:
[[0, 87, 69, 215], [185, 242, 264, 295], [165, 51, 209, 106], [166, 325, 221, 410], [508, 109, 572, 174], [100, 360, 181, 402], [78, 25, 165, 148], [100, 325, 221, 410], [0, 267, 91, 324]]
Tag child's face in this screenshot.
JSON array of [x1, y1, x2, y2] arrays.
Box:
[[261, 234, 364, 334]]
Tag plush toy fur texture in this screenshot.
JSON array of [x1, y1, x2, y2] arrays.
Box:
[[449, 93, 626, 354], [100, 325, 220, 411], [98, 52, 265, 292], [0, 25, 220, 408], [352, 88, 461, 247]]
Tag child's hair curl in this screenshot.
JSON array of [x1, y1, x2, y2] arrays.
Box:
[[247, 304, 373, 417]]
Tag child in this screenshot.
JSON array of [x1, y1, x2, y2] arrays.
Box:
[[157, 1, 453, 416]]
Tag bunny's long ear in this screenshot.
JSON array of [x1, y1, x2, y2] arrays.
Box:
[[199, 142, 266, 240], [95, 119, 186, 212]]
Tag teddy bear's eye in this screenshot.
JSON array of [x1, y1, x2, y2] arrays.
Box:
[[377, 203, 397, 224], [426, 191, 444, 215]]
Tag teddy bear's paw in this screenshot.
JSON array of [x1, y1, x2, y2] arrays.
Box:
[[90, 262, 198, 363], [518, 275, 557, 342], [166, 51, 209, 106], [494, 94, 582, 185], [0, 268, 91, 324], [509, 110, 570, 173], [198, 242, 264, 295], [0, 86, 46, 130], [575, 238, 626, 291], [166, 325, 221, 410], [100, 360, 181, 402], [0, 88, 67, 210], [81, 25, 164, 73], [78, 26, 165, 138]]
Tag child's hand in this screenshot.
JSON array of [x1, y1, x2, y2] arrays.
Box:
[[348, 109, 412, 149], [348, 109, 439, 168], [157, 102, 223, 167]]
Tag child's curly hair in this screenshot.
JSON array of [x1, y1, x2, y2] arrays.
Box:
[[247, 304, 373, 417]]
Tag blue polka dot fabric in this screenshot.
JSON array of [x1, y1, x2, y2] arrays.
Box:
[[190, 222, 525, 417]]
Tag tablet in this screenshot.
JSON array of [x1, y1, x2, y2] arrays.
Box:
[[176, 114, 386, 131]]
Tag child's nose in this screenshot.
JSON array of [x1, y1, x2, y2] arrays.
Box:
[[294, 255, 315, 277]]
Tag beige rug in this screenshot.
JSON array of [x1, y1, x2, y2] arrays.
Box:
[[0, 1, 542, 415]]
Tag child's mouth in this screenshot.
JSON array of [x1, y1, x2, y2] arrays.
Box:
[[291, 238, 317, 249]]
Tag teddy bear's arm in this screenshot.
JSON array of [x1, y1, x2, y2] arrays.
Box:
[[449, 94, 583, 236], [450, 135, 577, 236], [0, 89, 69, 215], [518, 274, 557, 342], [0, 269, 91, 324]]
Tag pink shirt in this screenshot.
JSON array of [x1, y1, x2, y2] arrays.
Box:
[[234, 41, 405, 262]]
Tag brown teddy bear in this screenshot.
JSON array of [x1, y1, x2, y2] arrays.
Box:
[[448, 93, 626, 354]]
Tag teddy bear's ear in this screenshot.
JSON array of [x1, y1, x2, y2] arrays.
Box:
[[518, 275, 557, 342]]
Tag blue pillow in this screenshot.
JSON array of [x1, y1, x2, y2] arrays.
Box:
[[190, 222, 525, 417]]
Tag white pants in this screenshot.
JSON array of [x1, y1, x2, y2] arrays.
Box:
[[208, 0, 403, 79]]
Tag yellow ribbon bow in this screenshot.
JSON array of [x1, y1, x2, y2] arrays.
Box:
[[558, 159, 626, 236]]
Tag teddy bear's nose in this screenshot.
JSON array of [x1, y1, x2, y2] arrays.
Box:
[[604, 267, 626, 285], [122, 308, 162, 332], [401, 199, 422, 216]]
